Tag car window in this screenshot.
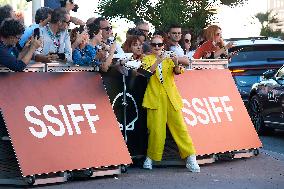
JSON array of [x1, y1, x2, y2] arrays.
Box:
[[230, 44, 284, 62]]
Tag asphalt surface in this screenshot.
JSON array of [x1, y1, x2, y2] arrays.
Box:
[[35, 151, 284, 189], [260, 130, 284, 155], [0, 131, 283, 189]]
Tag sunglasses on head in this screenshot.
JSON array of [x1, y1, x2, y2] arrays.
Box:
[[184, 39, 191, 43], [101, 26, 112, 31], [150, 42, 164, 47]]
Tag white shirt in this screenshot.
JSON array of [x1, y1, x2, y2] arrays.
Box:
[[158, 62, 163, 84], [186, 51, 195, 59], [169, 44, 184, 57], [35, 25, 72, 62]]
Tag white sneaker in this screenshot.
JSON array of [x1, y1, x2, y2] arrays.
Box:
[[186, 155, 200, 173], [143, 157, 153, 170]]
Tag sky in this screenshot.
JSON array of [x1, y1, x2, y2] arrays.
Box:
[[22, 0, 269, 39]]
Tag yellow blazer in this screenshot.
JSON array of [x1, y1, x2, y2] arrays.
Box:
[[142, 54, 183, 111]]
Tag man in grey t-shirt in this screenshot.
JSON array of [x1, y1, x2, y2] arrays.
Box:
[[167, 24, 189, 65]]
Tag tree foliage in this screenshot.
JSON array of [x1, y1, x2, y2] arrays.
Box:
[[98, 0, 248, 37], [255, 11, 284, 38], [0, 0, 28, 11]]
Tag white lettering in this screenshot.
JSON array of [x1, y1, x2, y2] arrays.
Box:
[[182, 96, 234, 126], [192, 98, 210, 125], [25, 106, 48, 139], [59, 105, 74, 135], [220, 96, 234, 122], [67, 104, 84, 135], [82, 104, 99, 133], [208, 97, 223, 123], [24, 104, 100, 139], [43, 105, 65, 137], [182, 99, 197, 126]]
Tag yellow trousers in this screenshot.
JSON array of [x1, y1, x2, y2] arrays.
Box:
[[146, 87, 196, 161]]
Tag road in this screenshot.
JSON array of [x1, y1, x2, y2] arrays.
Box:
[[0, 131, 283, 189], [260, 130, 284, 155]]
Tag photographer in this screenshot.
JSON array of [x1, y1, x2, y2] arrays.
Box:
[[34, 8, 72, 63], [60, 0, 85, 26], [0, 18, 41, 71]]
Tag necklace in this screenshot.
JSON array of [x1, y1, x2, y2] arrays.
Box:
[[46, 25, 61, 52]]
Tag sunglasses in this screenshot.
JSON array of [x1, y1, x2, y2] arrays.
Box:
[[150, 42, 164, 47], [171, 32, 182, 35], [101, 26, 112, 31], [184, 39, 191, 43], [139, 29, 149, 33], [63, 20, 71, 25]]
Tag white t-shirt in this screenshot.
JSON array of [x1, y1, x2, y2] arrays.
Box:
[[186, 51, 195, 59], [169, 45, 184, 57]]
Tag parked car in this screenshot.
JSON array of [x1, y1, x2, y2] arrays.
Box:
[[228, 37, 284, 106], [248, 65, 284, 135]]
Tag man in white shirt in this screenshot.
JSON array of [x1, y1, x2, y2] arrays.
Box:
[[34, 8, 72, 63], [168, 24, 189, 65], [95, 17, 124, 55]]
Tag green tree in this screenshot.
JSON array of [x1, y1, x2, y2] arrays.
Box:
[[0, 0, 28, 11], [98, 0, 248, 37], [255, 11, 284, 38]]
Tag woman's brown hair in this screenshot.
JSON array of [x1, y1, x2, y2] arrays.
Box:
[[122, 35, 142, 53]]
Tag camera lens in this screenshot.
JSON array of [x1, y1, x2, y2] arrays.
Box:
[[72, 4, 79, 12]]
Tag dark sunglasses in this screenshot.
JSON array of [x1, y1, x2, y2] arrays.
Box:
[[101, 26, 112, 31], [139, 29, 149, 33], [171, 32, 182, 35], [184, 39, 191, 43], [150, 42, 164, 47], [63, 20, 71, 25]]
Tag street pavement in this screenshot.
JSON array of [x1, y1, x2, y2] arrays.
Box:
[[0, 132, 283, 189], [35, 150, 284, 189]]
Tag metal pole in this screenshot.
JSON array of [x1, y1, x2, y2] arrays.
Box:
[[122, 74, 128, 142]]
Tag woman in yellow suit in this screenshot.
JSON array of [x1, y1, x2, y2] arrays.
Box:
[[142, 35, 200, 172]]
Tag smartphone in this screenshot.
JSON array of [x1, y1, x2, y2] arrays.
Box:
[[50, 53, 66, 60], [57, 53, 66, 60], [33, 28, 40, 39], [78, 25, 85, 33]]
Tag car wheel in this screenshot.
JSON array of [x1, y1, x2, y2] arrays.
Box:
[[249, 95, 267, 135]]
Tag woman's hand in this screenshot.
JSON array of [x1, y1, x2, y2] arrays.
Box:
[[171, 54, 178, 66], [225, 41, 234, 50], [30, 36, 42, 50]]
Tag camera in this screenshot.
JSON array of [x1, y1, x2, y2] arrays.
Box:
[[72, 4, 79, 12], [50, 53, 66, 60]]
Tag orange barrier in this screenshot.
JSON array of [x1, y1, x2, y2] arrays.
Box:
[[0, 72, 132, 176], [175, 69, 262, 156]]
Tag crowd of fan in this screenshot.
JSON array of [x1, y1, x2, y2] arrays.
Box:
[[0, 0, 234, 72]]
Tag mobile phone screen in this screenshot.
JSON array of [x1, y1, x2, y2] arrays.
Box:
[[33, 28, 40, 39]]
